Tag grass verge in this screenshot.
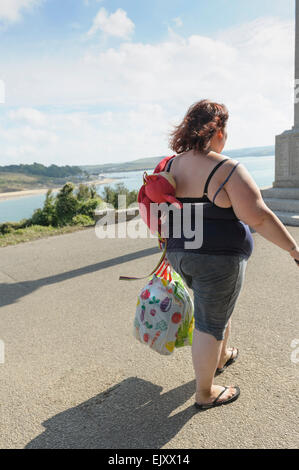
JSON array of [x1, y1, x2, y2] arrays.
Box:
[[0, 223, 94, 247]]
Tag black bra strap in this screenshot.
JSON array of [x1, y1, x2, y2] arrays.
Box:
[[203, 158, 230, 196], [166, 156, 231, 198], [165, 156, 176, 172]]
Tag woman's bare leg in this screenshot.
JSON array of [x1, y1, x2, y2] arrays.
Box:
[[192, 328, 237, 404], [217, 319, 238, 369]]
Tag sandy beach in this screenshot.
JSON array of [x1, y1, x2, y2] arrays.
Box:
[[0, 178, 117, 201]]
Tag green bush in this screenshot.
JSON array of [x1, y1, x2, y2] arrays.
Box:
[[0, 181, 136, 240], [77, 183, 91, 201], [25, 183, 105, 228], [28, 184, 103, 228], [31, 190, 57, 226], [100, 182, 138, 209], [0, 219, 30, 235], [30, 208, 45, 226], [55, 182, 79, 226], [0, 223, 15, 234], [78, 198, 102, 218], [76, 183, 98, 201], [71, 214, 94, 226]]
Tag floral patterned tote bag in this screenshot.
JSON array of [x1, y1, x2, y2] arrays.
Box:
[[133, 260, 194, 355]]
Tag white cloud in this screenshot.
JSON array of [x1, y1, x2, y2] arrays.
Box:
[[87, 7, 135, 39], [0, 17, 295, 165], [173, 17, 183, 27], [0, 105, 167, 165], [0, 0, 42, 23], [9, 107, 46, 126]]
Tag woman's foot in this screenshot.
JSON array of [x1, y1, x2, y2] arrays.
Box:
[[195, 384, 239, 407], [217, 347, 238, 370]]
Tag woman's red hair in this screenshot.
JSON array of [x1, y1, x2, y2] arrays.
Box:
[[169, 99, 229, 154]]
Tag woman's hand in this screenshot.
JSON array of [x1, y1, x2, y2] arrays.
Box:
[[289, 246, 299, 266]]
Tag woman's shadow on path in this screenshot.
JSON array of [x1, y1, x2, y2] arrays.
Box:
[[0, 247, 159, 309], [26, 377, 202, 449]]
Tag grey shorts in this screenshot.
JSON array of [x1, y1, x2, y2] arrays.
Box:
[[165, 251, 248, 341]]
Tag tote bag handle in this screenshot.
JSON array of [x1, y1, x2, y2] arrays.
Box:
[[119, 233, 167, 281]]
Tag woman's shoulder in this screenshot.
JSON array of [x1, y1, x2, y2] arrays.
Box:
[[208, 151, 239, 168]]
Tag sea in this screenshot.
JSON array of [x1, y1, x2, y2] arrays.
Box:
[[0, 156, 275, 223]]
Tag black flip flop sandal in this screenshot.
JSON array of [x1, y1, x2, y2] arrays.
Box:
[[215, 347, 239, 376], [194, 386, 240, 410]]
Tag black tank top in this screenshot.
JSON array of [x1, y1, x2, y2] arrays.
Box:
[[164, 155, 254, 258]]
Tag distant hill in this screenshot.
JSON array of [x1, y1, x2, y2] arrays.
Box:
[[0, 162, 84, 178], [81, 156, 166, 174], [0, 163, 88, 194], [225, 146, 275, 158], [81, 145, 275, 174]]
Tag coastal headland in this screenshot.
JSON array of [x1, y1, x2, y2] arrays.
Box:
[[0, 178, 117, 201]]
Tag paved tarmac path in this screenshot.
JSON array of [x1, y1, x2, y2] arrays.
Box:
[[0, 223, 298, 448]]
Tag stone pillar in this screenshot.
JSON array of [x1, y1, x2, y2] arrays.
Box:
[[273, 0, 299, 188], [261, 1, 299, 226]]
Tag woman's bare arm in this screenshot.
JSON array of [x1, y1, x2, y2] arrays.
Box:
[[223, 162, 299, 264]]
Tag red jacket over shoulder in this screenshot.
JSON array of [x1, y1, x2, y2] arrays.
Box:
[[153, 155, 176, 174], [137, 155, 182, 245]]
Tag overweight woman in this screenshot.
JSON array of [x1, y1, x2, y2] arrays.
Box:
[[163, 99, 299, 410]]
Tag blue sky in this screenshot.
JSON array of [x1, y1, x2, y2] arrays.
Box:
[[1, 0, 294, 45], [0, 0, 296, 165]]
